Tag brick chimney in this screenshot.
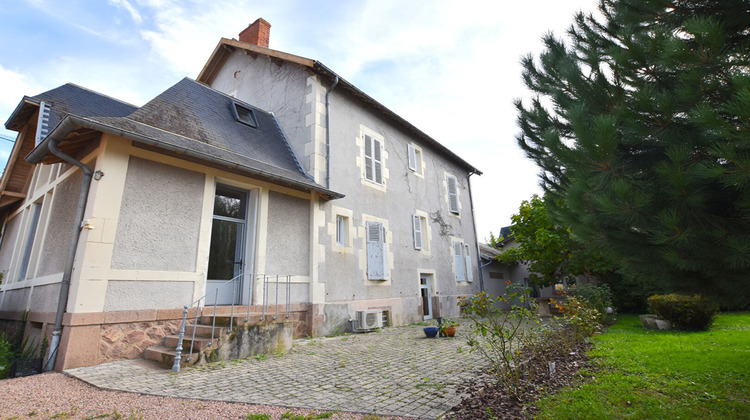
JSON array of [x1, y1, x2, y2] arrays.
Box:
[[239, 18, 271, 48]]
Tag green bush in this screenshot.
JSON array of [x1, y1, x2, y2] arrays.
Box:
[[647, 294, 719, 331], [0, 333, 13, 379], [569, 284, 616, 324]]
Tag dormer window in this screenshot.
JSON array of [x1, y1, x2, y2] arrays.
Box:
[[233, 103, 258, 128]]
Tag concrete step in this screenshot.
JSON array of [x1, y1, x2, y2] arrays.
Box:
[[164, 334, 216, 352], [183, 324, 228, 337], [144, 346, 200, 369]]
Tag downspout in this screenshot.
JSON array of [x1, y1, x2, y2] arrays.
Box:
[[44, 141, 93, 371], [467, 171, 485, 292], [325, 76, 339, 190]]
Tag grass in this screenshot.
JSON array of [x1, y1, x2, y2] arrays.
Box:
[[535, 313, 750, 419]]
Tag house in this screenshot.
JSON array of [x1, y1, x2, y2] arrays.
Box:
[[0, 19, 483, 371]]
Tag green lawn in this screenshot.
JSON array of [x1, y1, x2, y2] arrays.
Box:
[[535, 313, 750, 419]]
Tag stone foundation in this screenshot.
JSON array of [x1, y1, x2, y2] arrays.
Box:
[[99, 320, 182, 363]]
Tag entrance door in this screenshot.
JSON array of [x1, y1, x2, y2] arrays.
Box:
[[420, 274, 433, 320], [206, 185, 248, 305]]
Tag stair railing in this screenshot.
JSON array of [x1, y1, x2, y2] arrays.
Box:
[[172, 273, 245, 373], [171, 273, 293, 373]]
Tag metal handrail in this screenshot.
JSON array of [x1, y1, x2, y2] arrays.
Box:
[[171, 273, 293, 373]]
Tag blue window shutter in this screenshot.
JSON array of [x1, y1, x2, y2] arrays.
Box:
[[454, 241, 465, 281], [367, 221, 387, 280]]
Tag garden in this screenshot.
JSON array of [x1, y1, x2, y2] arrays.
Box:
[[447, 283, 749, 419]]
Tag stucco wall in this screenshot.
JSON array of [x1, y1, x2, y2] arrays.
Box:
[[0, 213, 21, 275], [319, 87, 481, 317], [38, 169, 83, 277], [111, 157, 204, 271], [210, 53, 311, 173], [103, 280, 193, 311], [265, 191, 309, 276], [1, 287, 30, 312], [27, 283, 62, 312]]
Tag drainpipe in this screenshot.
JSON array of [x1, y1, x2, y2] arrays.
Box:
[[44, 141, 93, 372], [467, 171, 485, 292], [325, 76, 339, 190]]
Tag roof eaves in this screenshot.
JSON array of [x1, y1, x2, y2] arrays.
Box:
[[26, 115, 344, 200], [4, 96, 40, 131]]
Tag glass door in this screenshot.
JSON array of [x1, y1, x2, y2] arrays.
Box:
[[206, 185, 247, 305]]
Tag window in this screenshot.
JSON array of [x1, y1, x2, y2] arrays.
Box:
[[408, 144, 423, 175], [366, 221, 388, 280], [412, 214, 425, 250], [336, 215, 348, 246], [452, 240, 474, 282], [233, 103, 258, 128], [446, 175, 459, 214], [364, 134, 383, 184]]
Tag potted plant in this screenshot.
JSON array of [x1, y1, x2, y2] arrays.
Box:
[[440, 319, 458, 337]]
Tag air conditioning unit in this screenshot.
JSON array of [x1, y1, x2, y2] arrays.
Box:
[[354, 310, 383, 332]]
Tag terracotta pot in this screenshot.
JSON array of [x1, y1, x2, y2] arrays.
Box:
[[444, 326, 457, 337]]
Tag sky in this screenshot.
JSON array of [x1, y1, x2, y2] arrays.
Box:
[[0, 0, 601, 240]]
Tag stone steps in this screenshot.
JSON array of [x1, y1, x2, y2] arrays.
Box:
[[144, 346, 201, 369]]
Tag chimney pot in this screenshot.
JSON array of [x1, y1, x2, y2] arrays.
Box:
[[239, 18, 271, 48]]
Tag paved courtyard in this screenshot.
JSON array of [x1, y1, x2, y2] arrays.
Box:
[[66, 323, 489, 419]]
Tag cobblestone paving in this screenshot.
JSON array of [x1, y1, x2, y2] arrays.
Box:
[[66, 324, 489, 419]]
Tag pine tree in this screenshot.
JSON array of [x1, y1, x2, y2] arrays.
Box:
[[516, 0, 750, 308]]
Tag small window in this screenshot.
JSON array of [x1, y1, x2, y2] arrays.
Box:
[[408, 144, 423, 175], [233, 103, 258, 128], [336, 215, 348, 246], [489, 272, 504, 280]]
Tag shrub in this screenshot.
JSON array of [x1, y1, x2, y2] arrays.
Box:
[[647, 294, 719, 331], [0, 333, 13, 379], [568, 284, 616, 324]]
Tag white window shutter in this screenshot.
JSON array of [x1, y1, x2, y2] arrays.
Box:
[[454, 241, 465, 281], [367, 222, 387, 280], [408, 144, 417, 171], [447, 175, 459, 214], [364, 135, 374, 182], [373, 138, 383, 184], [465, 244, 473, 283], [413, 215, 423, 250]]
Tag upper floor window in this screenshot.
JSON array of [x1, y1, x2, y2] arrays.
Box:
[[408, 144, 424, 176], [446, 175, 459, 214], [364, 134, 383, 185]]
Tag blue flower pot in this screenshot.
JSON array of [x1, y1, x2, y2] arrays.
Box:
[[424, 326, 439, 338]]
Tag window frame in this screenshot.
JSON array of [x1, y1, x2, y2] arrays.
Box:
[[232, 102, 259, 128], [336, 215, 347, 246]]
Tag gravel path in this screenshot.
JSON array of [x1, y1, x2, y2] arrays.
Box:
[[0, 372, 408, 419]]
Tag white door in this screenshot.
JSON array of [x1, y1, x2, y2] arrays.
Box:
[[206, 185, 249, 305]]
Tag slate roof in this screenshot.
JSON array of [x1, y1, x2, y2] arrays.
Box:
[[21, 78, 341, 198], [5, 83, 138, 132]]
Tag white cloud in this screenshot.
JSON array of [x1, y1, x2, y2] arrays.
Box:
[[110, 0, 143, 24]]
